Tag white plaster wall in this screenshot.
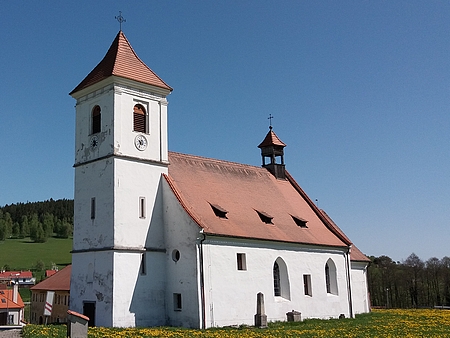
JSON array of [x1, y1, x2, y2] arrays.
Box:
[[351, 262, 370, 314], [112, 251, 167, 327], [202, 238, 351, 327], [73, 159, 114, 251], [70, 251, 114, 327], [113, 158, 167, 249], [74, 84, 115, 165], [162, 179, 202, 328], [113, 85, 168, 163]]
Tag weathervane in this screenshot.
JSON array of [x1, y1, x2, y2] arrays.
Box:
[[115, 11, 126, 30], [268, 114, 274, 130]]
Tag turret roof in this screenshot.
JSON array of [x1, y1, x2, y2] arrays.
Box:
[[258, 128, 286, 148]]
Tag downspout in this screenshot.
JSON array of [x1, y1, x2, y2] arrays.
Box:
[[345, 246, 354, 318], [199, 230, 206, 329]]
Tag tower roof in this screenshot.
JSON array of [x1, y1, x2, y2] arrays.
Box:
[[70, 31, 172, 95], [258, 128, 286, 148]]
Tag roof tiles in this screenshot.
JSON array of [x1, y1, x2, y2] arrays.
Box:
[[70, 31, 172, 95], [31, 265, 71, 291], [166, 152, 359, 250]]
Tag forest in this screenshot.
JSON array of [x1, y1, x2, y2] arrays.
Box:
[[368, 253, 450, 308], [1, 199, 449, 309], [0, 199, 73, 242]]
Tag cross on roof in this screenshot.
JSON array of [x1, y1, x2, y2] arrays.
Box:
[[115, 11, 126, 31], [268, 114, 274, 130]]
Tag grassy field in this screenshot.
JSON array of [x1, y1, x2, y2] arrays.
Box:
[[0, 237, 72, 272], [21, 309, 450, 337]]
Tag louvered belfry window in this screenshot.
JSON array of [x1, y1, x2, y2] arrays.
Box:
[[92, 105, 101, 134], [133, 104, 147, 133]]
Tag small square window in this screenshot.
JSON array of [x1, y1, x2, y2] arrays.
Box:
[[237, 253, 247, 271], [173, 293, 182, 311], [304, 274, 312, 296]]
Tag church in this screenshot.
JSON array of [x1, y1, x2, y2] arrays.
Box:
[[69, 30, 370, 328]]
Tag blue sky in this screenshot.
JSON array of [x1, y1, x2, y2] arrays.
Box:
[[1, 1, 449, 262]]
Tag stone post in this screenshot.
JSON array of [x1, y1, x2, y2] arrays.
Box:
[[254, 292, 268, 328]]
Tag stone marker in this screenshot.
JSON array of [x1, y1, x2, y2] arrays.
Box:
[[67, 310, 89, 338], [254, 292, 268, 328], [286, 309, 301, 322]]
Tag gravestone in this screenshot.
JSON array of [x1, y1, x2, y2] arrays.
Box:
[[254, 292, 268, 328]]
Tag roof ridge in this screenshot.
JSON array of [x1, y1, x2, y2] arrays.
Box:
[[169, 151, 265, 171]]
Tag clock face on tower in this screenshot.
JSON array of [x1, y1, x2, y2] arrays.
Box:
[[134, 134, 148, 151], [90, 135, 99, 149]]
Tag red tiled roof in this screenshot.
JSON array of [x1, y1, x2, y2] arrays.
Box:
[[0, 271, 32, 279], [258, 129, 286, 148], [0, 289, 24, 310], [70, 31, 172, 95], [31, 265, 71, 291], [46, 270, 57, 278], [165, 152, 350, 248]]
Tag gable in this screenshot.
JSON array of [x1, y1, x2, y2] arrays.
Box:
[[165, 152, 349, 248]]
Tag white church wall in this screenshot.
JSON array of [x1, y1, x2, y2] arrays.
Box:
[[202, 237, 351, 327], [112, 251, 167, 327], [74, 84, 115, 165], [70, 251, 114, 327], [162, 179, 202, 328], [73, 159, 115, 250], [351, 261, 370, 314], [113, 158, 167, 250], [112, 84, 168, 163]]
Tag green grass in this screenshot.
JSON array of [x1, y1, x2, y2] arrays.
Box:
[[21, 309, 450, 338], [0, 237, 72, 272]]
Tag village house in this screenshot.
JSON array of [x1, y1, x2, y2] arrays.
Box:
[[69, 30, 370, 328], [30, 265, 71, 324], [0, 283, 24, 325], [0, 271, 35, 287]]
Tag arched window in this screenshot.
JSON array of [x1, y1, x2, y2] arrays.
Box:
[[92, 105, 101, 134], [273, 257, 291, 300], [133, 103, 147, 133], [325, 258, 338, 295], [273, 262, 281, 296]]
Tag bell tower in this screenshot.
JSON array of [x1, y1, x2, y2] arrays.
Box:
[[70, 31, 172, 327], [258, 126, 287, 179]]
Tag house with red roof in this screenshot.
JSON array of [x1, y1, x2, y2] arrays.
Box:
[[0, 284, 24, 325], [0, 270, 35, 287], [30, 265, 71, 324], [69, 30, 370, 329]]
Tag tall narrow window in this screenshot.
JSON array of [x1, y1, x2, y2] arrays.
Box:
[[173, 293, 182, 311], [90, 198, 96, 220], [139, 197, 146, 219], [273, 257, 291, 299], [237, 253, 247, 271], [304, 274, 312, 296], [325, 259, 338, 295], [92, 105, 101, 134], [133, 104, 147, 133], [273, 262, 281, 296], [140, 253, 146, 275]]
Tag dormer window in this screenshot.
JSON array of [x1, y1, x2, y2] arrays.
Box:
[[256, 210, 273, 224], [209, 203, 228, 219], [291, 215, 308, 228], [133, 103, 147, 133]]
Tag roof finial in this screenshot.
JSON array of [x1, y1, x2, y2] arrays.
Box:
[[268, 114, 274, 130], [115, 11, 126, 31]]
